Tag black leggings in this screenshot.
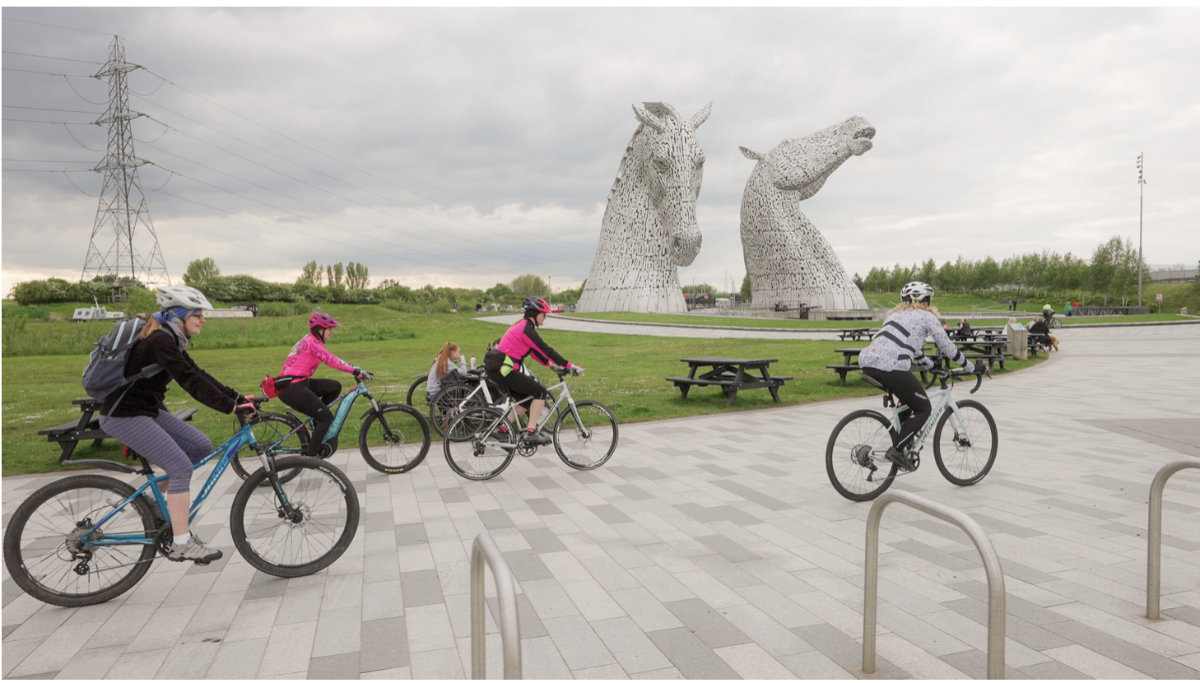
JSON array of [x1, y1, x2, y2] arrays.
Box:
[[484, 350, 551, 403], [278, 378, 341, 454], [862, 367, 931, 450]]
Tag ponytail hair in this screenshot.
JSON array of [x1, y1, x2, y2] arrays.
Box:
[[138, 312, 163, 340], [434, 342, 459, 379]]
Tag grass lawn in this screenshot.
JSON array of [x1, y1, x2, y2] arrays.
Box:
[[2, 306, 1045, 476]]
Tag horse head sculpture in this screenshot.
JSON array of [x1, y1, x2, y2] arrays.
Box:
[[739, 116, 875, 311], [576, 102, 712, 313]]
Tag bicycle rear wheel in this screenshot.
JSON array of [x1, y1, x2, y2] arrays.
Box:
[[825, 410, 899, 502], [553, 400, 618, 470], [443, 406, 516, 481], [428, 384, 472, 437], [230, 456, 359, 577], [358, 403, 431, 474], [933, 399, 998, 486], [232, 412, 308, 483], [405, 374, 428, 406], [3, 475, 158, 607]]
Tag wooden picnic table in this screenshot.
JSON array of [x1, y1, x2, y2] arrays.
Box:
[[39, 397, 198, 462], [838, 328, 875, 342], [667, 357, 793, 406]]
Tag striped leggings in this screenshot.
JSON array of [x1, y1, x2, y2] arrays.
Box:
[[99, 410, 212, 494]]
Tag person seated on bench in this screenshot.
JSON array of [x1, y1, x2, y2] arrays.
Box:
[[954, 318, 972, 341], [426, 341, 470, 400], [858, 282, 981, 472], [98, 286, 255, 565], [1027, 315, 1059, 351]]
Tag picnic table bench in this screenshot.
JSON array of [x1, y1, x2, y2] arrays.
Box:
[[667, 357, 792, 406], [827, 347, 865, 384], [39, 397, 198, 462]]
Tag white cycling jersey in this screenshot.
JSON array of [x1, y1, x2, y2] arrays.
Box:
[[859, 308, 976, 373]]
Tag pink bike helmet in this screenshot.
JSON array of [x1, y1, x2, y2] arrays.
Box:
[[308, 312, 342, 330]]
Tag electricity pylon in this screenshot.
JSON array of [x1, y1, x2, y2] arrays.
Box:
[[80, 35, 170, 287]]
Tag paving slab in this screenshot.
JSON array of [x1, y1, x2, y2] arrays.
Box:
[[3, 323, 1199, 678]]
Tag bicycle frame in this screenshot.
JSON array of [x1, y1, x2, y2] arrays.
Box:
[[488, 371, 589, 442], [78, 420, 269, 550], [871, 370, 982, 460], [264, 380, 381, 453]]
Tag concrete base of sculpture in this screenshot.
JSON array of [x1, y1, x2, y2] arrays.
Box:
[[740, 116, 875, 312], [576, 102, 711, 314]]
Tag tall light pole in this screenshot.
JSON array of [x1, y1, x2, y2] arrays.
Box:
[[1137, 153, 1146, 306]]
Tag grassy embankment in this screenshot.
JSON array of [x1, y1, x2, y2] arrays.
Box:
[[0, 300, 1059, 476]]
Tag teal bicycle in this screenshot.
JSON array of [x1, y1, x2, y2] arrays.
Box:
[[3, 399, 360, 607], [231, 376, 431, 478]]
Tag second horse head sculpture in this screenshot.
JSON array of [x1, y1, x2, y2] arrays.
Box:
[[740, 116, 875, 311]]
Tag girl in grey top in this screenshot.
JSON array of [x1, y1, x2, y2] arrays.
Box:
[[859, 282, 977, 470]]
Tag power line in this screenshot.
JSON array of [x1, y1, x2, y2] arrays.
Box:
[[1, 49, 103, 65]]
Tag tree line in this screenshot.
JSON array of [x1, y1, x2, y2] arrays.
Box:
[[853, 235, 1172, 302], [8, 257, 582, 312]]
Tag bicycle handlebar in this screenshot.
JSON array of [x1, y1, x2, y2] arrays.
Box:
[[924, 366, 987, 394]]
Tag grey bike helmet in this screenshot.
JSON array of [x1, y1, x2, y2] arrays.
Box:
[[156, 285, 213, 311], [900, 281, 935, 303]]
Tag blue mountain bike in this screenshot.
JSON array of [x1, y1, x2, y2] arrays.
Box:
[[3, 400, 360, 607]]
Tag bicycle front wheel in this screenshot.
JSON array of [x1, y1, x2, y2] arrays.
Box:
[[553, 400, 618, 470], [232, 412, 308, 483], [443, 406, 516, 481], [3, 475, 158, 607], [825, 410, 899, 502], [358, 403, 431, 474], [230, 456, 359, 577], [933, 399, 998, 486]]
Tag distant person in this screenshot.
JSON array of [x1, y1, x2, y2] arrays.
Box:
[[955, 318, 972, 340], [427, 341, 470, 399], [1028, 315, 1059, 351], [275, 313, 372, 458], [1064, 302, 1073, 317], [98, 286, 254, 564], [1042, 302, 1054, 324], [858, 282, 981, 471]]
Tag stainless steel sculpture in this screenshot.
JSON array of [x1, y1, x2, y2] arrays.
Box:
[[576, 102, 711, 313], [740, 117, 875, 311]]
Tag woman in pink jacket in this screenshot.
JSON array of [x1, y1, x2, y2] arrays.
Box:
[[276, 313, 370, 457]]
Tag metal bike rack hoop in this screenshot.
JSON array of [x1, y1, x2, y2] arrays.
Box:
[[471, 533, 523, 679], [863, 490, 1007, 679], [1146, 460, 1200, 620]]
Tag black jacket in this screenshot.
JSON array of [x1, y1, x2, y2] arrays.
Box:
[[102, 326, 239, 418]]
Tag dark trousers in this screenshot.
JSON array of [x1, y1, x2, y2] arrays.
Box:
[[278, 378, 342, 454], [862, 367, 931, 450]]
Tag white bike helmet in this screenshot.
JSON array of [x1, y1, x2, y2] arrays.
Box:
[[156, 285, 213, 311], [900, 281, 935, 303]]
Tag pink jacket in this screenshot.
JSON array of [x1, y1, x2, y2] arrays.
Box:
[[280, 334, 356, 378]]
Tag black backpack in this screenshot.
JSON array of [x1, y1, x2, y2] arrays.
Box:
[[81, 317, 163, 407]]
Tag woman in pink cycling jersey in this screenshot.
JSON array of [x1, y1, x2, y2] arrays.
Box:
[[483, 296, 583, 446], [275, 313, 371, 457]]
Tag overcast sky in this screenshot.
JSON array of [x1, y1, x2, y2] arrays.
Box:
[[4, 6, 1198, 299]]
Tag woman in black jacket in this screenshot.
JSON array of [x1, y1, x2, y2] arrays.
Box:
[[98, 286, 253, 564]]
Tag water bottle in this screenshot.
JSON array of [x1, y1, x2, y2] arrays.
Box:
[[470, 356, 476, 369]]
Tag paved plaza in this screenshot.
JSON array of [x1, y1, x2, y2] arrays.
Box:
[[3, 323, 1199, 679]]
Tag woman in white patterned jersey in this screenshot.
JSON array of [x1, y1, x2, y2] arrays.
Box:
[[858, 281, 980, 470]]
